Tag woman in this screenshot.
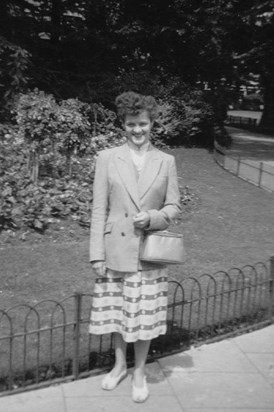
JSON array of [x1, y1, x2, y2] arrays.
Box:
[[89, 91, 181, 403]]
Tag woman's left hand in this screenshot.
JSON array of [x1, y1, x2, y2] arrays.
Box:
[[133, 211, 150, 229]]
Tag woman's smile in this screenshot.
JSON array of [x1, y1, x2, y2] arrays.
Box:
[[124, 111, 153, 148]]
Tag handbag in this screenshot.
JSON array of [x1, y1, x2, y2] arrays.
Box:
[[140, 230, 186, 265]]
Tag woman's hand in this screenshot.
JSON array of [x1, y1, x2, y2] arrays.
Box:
[[91, 260, 106, 277], [133, 211, 150, 229]]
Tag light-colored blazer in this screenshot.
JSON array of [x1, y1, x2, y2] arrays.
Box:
[[89, 143, 181, 272]]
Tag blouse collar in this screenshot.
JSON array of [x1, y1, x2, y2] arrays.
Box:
[[127, 140, 150, 155]]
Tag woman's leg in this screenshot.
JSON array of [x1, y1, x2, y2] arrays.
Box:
[[133, 339, 151, 387], [109, 332, 127, 376]]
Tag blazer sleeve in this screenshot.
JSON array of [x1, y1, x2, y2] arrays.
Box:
[[147, 156, 181, 230], [89, 152, 109, 262]]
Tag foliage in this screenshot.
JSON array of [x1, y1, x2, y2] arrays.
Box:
[[152, 78, 216, 147], [1, 0, 274, 130], [14, 89, 125, 180], [15, 89, 91, 165], [0, 36, 30, 120], [241, 93, 264, 111], [0, 128, 94, 233], [0, 94, 126, 233]]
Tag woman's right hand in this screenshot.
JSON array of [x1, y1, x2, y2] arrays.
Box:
[[91, 260, 106, 277]]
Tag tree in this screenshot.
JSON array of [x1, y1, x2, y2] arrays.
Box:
[[1, 0, 274, 130], [233, 1, 274, 130], [0, 36, 30, 120]]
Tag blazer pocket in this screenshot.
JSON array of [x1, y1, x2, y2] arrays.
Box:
[[104, 222, 113, 234]]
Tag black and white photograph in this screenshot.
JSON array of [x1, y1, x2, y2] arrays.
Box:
[[1, 1, 274, 411]]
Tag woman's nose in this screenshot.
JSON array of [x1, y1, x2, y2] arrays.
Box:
[[133, 125, 142, 133]]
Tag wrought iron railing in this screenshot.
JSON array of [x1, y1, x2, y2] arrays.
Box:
[[214, 141, 274, 192], [226, 115, 259, 128], [0, 258, 273, 396]]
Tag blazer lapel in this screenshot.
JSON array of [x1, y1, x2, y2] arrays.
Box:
[[138, 146, 163, 199], [114, 144, 141, 211]]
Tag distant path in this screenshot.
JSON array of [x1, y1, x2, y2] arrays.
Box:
[[225, 126, 274, 161]]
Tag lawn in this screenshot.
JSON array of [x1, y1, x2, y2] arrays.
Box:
[[1, 146, 274, 386], [1, 146, 274, 309]]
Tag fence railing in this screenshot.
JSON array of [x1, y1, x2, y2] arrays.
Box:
[[214, 141, 274, 192], [226, 115, 259, 128], [1, 258, 274, 396]]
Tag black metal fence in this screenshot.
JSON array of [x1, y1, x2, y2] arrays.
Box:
[[226, 115, 258, 128], [1, 258, 273, 396], [214, 141, 274, 193]]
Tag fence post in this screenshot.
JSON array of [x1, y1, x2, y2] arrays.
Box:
[[236, 157, 241, 176], [269, 257, 274, 320], [258, 162, 263, 188], [73, 292, 82, 380]]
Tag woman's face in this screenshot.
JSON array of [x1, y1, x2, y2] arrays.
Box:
[[123, 110, 153, 148]]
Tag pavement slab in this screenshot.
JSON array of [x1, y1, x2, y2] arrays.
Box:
[[245, 353, 274, 387], [65, 395, 184, 412], [167, 371, 274, 410], [185, 409, 274, 412], [1, 325, 274, 412], [0, 386, 65, 412], [158, 339, 255, 374], [233, 325, 274, 353], [62, 361, 173, 399]]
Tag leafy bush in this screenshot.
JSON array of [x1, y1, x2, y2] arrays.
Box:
[[0, 76, 223, 237], [0, 128, 94, 233], [0, 37, 30, 120], [94, 72, 218, 147], [152, 79, 215, 147], [0, 92, 126, 234], [241, 93, 264, 111], [15, 90, 92, 179], [82, 71, 220, 148]]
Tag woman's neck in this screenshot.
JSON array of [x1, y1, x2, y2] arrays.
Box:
[[127, 140, 150, 152]]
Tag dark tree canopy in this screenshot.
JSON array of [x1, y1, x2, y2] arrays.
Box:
[[0, 0, 273, 128]]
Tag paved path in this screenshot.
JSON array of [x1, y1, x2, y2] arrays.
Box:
[[225, 126, 274, 160], [1, 325, 274, 412]]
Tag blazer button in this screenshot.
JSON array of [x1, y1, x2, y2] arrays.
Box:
[[121, 232, 125, 236]]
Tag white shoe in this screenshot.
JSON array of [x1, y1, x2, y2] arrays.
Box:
[[132, 376, 149, 403], [101, 369, 127, 390]]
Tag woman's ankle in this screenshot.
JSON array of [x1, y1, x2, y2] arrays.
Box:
[[133, 367, 146, 386], [110, 363, 127, 376]]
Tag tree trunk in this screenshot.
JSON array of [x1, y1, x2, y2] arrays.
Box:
[[29, 150, 39, 183], [0, 0, 9, 38], [66, 154, 72, 176], [51, 0, 62, 44], [259, 74, 274, 132]]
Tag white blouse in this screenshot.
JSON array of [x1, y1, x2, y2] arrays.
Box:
[[128, 141, 150, 175]]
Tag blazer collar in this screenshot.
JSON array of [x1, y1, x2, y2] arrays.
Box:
[[114, 143, 163, 209]]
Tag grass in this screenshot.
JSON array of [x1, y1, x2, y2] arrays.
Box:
[[1, 147, 274, 309], [1, 146, 274, 388]]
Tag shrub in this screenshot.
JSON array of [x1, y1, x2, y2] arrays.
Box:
[[83, 71, 219, 148], [15, 90, 92, 180], [0, 126, 94, 233], [153, 79, 215, 147], [241, 93, 264, 111], [0, 37, 30, 121], [0, 96, 125, 233]]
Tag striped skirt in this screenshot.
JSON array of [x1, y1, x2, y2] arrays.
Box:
[[89, 268, 168, 343]]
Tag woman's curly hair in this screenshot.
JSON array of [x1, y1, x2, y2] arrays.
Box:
[[115, 91, 158, 122]]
